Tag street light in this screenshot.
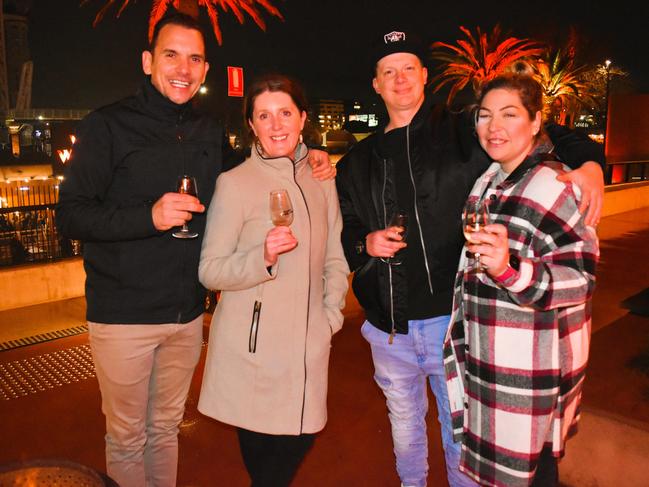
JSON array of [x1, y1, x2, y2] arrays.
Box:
[[603, 59, 612, 151]]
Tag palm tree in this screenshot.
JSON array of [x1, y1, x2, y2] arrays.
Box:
[[81, 0, 283, 45], [532, 48, 596, 127], [429, 25, 545, 104]]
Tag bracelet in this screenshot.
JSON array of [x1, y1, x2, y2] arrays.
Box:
[[493, 265, 517, 283]]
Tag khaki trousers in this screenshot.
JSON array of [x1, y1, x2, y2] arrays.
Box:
[[89, 315, 203, 487]]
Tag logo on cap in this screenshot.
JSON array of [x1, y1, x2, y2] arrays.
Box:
[[384, 31, 406, 44]]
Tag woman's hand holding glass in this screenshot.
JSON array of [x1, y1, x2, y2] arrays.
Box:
[[466, 223, 510, 278], [264, 226, 298, 267], [265, 189, 297, 266]]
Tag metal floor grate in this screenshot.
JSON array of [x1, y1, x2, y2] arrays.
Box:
[[0, 325, 88, 351], [0, 344, 95, 401], [0, 340, 207, 401]]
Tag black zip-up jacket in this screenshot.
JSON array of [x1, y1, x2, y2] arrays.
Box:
[[56, 78, 240, 324], [335, 98, 604, 336]]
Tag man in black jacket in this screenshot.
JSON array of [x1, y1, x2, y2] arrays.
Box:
[[56, 15, 219, 487], [335, 30, 604, 487], [56, 14, 334, 487]]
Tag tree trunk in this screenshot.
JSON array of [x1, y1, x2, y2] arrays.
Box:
[[176, 0, 199, 19]]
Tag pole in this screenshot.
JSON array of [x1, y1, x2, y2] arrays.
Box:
[[603, 60, 612, 157]]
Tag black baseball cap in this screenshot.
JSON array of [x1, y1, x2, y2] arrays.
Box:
[[369, 30, 427, 71]]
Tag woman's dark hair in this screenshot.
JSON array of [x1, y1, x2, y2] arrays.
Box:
[[244, 74, 309, 126], [477, 64, 544, 121]]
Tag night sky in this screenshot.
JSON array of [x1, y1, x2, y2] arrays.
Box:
[[27, 0, 648, 119]]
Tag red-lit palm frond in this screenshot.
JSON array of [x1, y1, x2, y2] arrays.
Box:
[[429, 25, 545, 104], [148, 0, 171, 37], [80, 0, 132, 26], [81, 0, 283, 45], [197, 0, 283, 45]]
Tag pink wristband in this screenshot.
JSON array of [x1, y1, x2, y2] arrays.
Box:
[[493, 265, 517, 283]]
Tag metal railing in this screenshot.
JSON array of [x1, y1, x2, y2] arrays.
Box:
[[4, 108, 92, 122], [0, 179, 80, 267]]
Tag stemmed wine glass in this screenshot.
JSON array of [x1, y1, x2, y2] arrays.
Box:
[[269, 189, 294, 226], [380, 211, 408, 265], [172, 175, 199, 239], [462, 199, 490, 270]]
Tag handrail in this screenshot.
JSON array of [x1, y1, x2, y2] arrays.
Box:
[[3, 108, 91, 121]]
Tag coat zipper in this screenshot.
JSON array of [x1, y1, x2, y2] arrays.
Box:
[[383, 126, 435, 343], [405, 124, 434, 297], [293, 162, 312, 434], [176, 120, 184, 323], [382, 158, 396, 344], [248, 300, 262, 353]]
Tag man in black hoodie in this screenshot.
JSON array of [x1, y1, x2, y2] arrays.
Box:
[[56, 13, 333, 487], [335, 30, 604, 487]]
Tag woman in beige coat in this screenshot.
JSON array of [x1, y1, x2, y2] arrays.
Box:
[[198, 74, 349, 486]]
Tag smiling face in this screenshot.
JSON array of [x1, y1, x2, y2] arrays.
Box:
[[249, 90, 307, 160], [476, 87, 542, 173], [141, 24, 209, 105], [373, 52, 427, 123]]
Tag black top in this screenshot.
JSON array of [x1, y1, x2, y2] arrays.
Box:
[[56, 78, 242, 324], [378, 127, 447, 319]]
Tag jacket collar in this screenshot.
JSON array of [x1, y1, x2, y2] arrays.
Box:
[[251, 142, 309, 174], [374, 97, 434, 159], [376, 96, 433, 138], [497, 135, 556, 189], [138, 77, 193, 120], [408, 96, 434, 131]]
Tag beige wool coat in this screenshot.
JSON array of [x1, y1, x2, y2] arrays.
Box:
[[197, 144, 349, 435]]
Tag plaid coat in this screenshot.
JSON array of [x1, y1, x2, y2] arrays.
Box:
[[443, 147, 599, 487]]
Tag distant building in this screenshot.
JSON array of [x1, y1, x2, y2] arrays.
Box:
[[311, 99, 345, 132], [344, 100, 381, 141]]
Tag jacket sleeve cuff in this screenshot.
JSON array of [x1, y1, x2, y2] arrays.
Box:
[[497, 258, 534, 292], [492, 265, 518, 284]]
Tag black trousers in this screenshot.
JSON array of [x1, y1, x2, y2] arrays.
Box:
[[530, 446, 559, 487], [237, 428, 316, 487]]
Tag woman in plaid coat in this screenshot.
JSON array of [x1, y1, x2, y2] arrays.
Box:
[[443, 72, 599, 487]]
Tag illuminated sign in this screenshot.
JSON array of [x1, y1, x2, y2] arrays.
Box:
[[227, 66, 244, 97]]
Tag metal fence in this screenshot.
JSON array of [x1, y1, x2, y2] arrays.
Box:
[[0, 179, 80, 267]]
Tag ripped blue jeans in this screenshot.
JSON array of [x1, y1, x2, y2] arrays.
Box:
[[361, 317, 477, 487]]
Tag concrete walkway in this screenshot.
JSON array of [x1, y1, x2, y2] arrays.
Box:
[[0, 207, 648, 486], [0, 296, 85, 346]]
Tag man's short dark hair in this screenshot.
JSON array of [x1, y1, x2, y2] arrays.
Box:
[[149, 13, 206, 51]]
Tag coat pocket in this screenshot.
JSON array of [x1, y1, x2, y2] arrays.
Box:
[[351, 257, 381, 313], [248, 300, 262, 353]]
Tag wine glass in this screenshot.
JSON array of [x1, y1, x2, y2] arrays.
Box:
[[462, 199, 490, 270], [172, 175, 199, 239], [380, 211, 408, 265], [269, 189, 294, 226]]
